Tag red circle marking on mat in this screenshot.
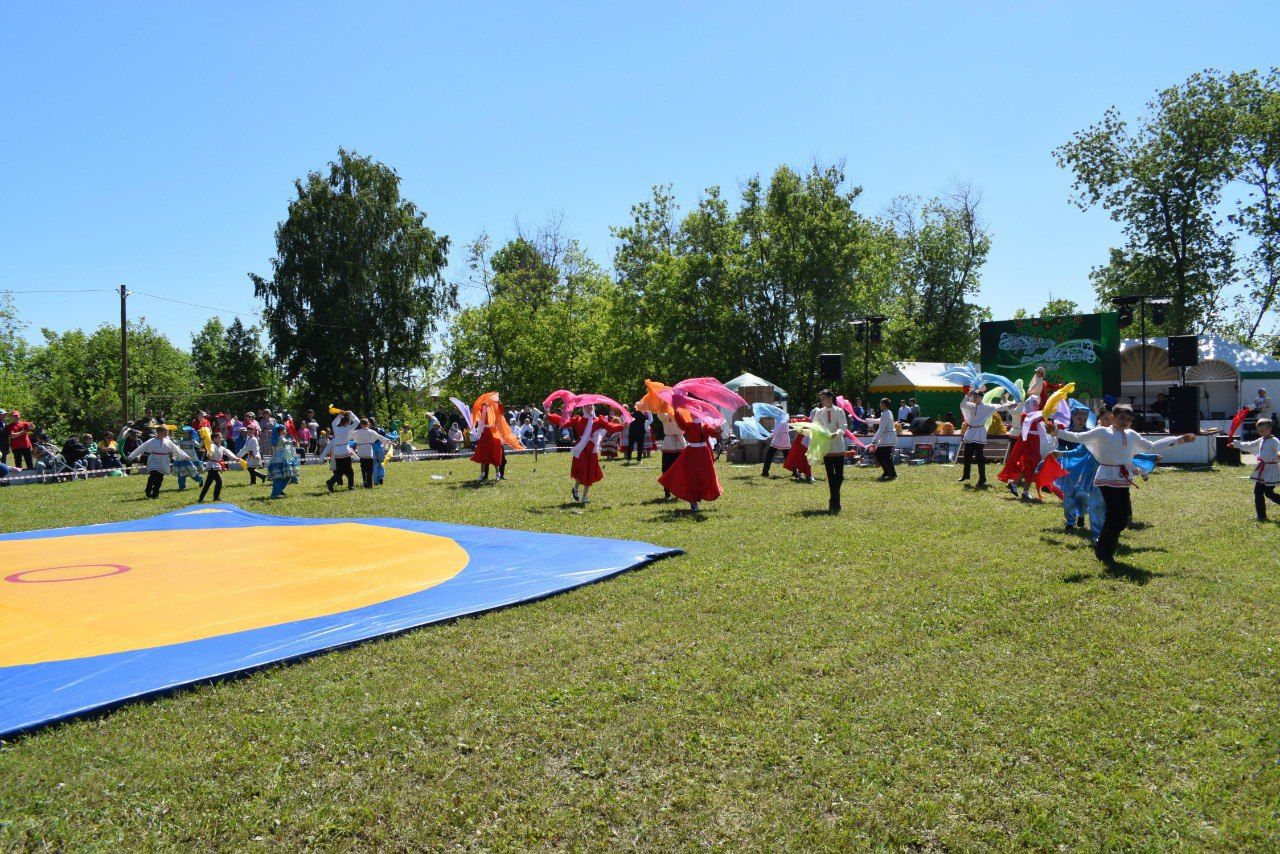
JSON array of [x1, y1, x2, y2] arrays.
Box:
[[5, 564, 132, 584]]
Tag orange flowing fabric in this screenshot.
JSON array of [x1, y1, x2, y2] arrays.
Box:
[[471, 392, 524, 451]]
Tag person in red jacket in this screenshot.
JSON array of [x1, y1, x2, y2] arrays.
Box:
[[547, 405, 625, 504], [5, 411, 34, 470], [657, 392, 724, 512]]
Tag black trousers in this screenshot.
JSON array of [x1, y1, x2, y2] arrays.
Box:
[[248, 466, 267, 484], [961, 441, 986, 482], [13, 447, 33, 469], [328, 456, 355, 489], [823, 455, 845, 510], [198, 469, 222, 501], [360, 458, 374, 488], [661, 450, 680, 496], [1255, 481, 1280, 519], [1097, 486, 1132, 561], [761, 444, 783, 477], [145, 470, 164, 498], [875, 445, 896, 479]]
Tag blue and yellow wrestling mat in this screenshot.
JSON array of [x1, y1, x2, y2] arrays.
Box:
[[0, 504, 680, 738]]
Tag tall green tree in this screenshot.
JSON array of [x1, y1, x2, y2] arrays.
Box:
[[1055, 72, 1240, 334], [885, 188, 991, 364], [0, 293, 34, 415], [1227, 68, 1280, 351], [250, 149, 454, 414]]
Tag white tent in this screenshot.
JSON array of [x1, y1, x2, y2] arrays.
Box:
[[724, 372, 787, 401], [1120, 334, 1280, 418]]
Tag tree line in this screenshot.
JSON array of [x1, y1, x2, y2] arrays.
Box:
[[4, 67, 1276, 436]]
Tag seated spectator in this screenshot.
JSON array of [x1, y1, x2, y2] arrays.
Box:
[[428, 421, 450, 453], [61, 434, 90, 469], [447, 421, 463, 451], [99, 431, 122, 468]]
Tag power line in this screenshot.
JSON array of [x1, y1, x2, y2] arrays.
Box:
[[1, 288, 115, 295]]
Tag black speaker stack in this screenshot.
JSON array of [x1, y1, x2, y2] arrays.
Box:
[[1166, 385, 1200, 434], [819, 353, 843, 381], [1167, 335, 1199, 368]]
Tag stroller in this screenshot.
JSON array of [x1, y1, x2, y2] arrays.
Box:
[[33, 441, 84, 483]]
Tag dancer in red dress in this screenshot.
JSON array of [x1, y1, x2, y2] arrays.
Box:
[[657, 391, 724, 511], [781, 415, 813, 482], [997, 394, 1046, 500], [469, 391, 523, 482], [545, 390, 631, 504]]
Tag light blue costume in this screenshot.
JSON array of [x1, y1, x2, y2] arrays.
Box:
[[174, 427, 205, 490], [266, 426, 300, 498]]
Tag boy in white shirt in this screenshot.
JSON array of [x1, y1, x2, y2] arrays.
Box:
[[1048, 404, 1193, 565], [1233, 418, 1280, 521], [350, 418, 384, 489], [869, 397, 898, 482], [127, 425, 191, 499], [958, 389, 1019, 488], [325, 410, 359, 492], [198, 431, 244, 503]]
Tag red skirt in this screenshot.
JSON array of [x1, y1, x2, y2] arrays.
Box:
[[470, 431, 505, 467], [570, 449, 604, 486], [997, 435, 1041, 483], [658, 444, 723, 503], [782, 441, 811, 477]]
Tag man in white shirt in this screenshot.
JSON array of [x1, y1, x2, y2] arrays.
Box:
[[958, 390, 1019, 487], [897, 401, 912, 423], [1049, 404, 1193, 565], [127, 425, 190, 499], [870, 397, 899, 481]]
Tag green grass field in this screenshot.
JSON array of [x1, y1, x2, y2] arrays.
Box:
[[2, 453, 1279, 849]]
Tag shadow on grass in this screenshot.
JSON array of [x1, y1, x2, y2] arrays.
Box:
[[650, 508, 710, 522], [796, 508, 838, 518], [1103, 561, 1155, 584]]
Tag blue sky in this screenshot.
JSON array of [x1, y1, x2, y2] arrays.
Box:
[[2, 1, 1276, 349]]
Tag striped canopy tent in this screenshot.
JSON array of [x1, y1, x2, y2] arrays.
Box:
[[868, 362, 966, 420], [1120, 334, 1280, 419]]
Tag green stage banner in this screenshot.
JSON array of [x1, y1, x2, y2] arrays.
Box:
[[979, 312, 1120, 399]]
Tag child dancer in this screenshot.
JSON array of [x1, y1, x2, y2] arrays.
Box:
[[1048, 404, 1193, 565], [351, 418, 383, 488], [470, 393, 522, 482], [546, 397, 626, 504], [267, 426, 301, 499], [998, 395, 1046, 500], [868, 397, 898, 482], [653, 410, 687, 498], [197, 431, 243, 503], [173, 426, 205, 491], [324, 408, 358, 492], [127, 425, 191, 499], [1233, 418, 1280, 521], [958, 390, 1018, 487], [657, 390, 723, 512], [760, 406, 792, 478], [811, 389, 851, 511], [241, 422, 267, 485], [782, 416, 813, 482]]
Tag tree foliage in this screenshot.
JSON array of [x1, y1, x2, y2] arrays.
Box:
[[251, 149, 454, 415], [1057, 68, 1280, 349], [190, 317, 281, 415]]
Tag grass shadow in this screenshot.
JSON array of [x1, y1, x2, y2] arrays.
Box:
[[1102, 561, 1154, 584], [650, 508, 710, 522], [796, 508, 838, 518]]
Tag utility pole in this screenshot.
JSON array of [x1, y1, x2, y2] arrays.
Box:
[[119, 284, 129, 425]]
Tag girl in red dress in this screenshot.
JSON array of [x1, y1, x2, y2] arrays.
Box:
[[997, 394, 1046, 500], [469, 392, 523, 482], [546, 405, 624, 504], [657, 392, 724, 511], [782, 416, 813, 482]]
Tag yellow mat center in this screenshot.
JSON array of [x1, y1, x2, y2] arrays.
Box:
[[0, 521, 469, 667]]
